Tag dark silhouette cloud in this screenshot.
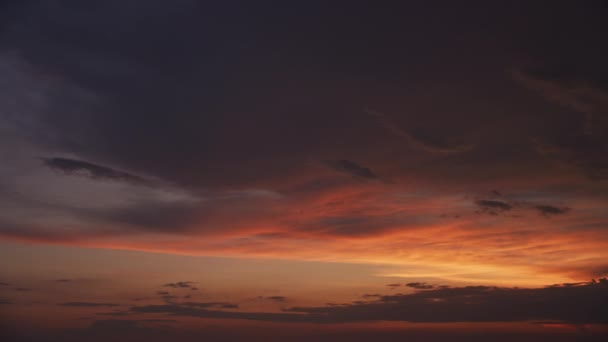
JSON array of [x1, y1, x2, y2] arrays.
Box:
[[475, 199, 513, 215], [163, 281, 196, 289], [535, 205, 571, 216], [282, 281, 608, 324], [123, 279, 608, 324], [125, 281, 608, 325], [59, 302, 120, 308], [259, 296, 287, 303], [324, 160, 378, 179], [386, 283, 401, 288], [182, 302, 239, 309], [43, 157, 149, 185], [96, 311, 130, 317], [361, 294, 382, 298], [405, 282, 434, 290], [55, 279, 72, 283]]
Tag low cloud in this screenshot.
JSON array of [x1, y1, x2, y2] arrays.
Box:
[[535, 205, 571, 216], [59, 302, 121, 307], [163, 281, 196, 289], [182, 302, 239, 309], [259, 296, 287, 303], [129, 281, 608, 324], [474, 200, 513, 214], [406, 282, 434, 290]]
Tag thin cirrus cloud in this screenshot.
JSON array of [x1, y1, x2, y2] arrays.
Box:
[[324, 160, 379, 180], [42, 157, 151, 186], [364, 109, 474, 154]]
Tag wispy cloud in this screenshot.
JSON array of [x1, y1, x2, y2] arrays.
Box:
[[365, 109, 473, 154]]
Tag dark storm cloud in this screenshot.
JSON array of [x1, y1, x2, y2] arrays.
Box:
[[59, 302, 120, 308], [405, 282, 434, 290], [535, 205, 571, 216], [43, 157, 149, 185], [324, 160, 378, 179]]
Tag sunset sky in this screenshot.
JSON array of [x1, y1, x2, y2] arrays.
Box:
[[1, 1, 608, 341]]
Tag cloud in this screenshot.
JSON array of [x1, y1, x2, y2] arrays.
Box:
[[56, 279, 72, 282], [128, 281, 608, 324], [386, 283, 401, 288], [361, 294, 382, 298], [515, 67, 608, 180], [59, 302, 120, 307], [14, 287, 32, 291], [474, 199, 513, 215], [163, 281, 196, 289], [182, 302, 239, 309], [324, 160, 378, 179], [405, 282, 434, 290], [532, 137, 608, 181], [267, 296, 287, 302], [43, 157, 150, 185], [534, 205, 571, 216], [259, 296, 287, 303], [130, 304, 305, 322], [365, 109, 474, 154], [96, 311, 130, 317], [281, 281, 608, 324], [512, 68, 608, 122]]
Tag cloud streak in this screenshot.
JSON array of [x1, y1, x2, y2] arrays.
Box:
[[365, 109, 473, 154], [43, 157, 150, 186]]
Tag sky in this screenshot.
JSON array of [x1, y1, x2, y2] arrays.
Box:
[[1, 1, 608, 341]]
